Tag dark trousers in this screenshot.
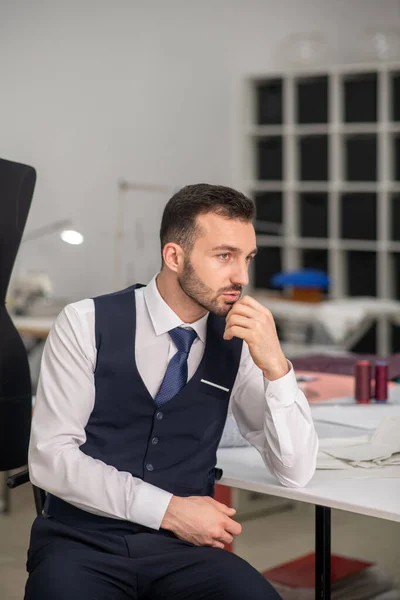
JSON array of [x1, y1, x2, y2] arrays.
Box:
[[25, 515, 282, 600]]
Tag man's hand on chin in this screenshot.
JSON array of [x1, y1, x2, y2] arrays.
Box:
[[224, 295, 288, 381]]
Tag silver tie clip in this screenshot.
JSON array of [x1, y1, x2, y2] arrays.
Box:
[[200, 379, 230, 392]]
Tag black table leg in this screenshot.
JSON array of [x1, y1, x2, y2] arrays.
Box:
[[315, 505, 331, 600]]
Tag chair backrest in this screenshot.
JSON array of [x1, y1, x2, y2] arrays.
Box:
[[32, 485, 46, 516], [7, 468, 46, 517], [0, 158, 36, 473]]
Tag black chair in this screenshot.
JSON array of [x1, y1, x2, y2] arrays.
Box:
[[1, 158, 37, 514], [6, 468, 45, 517]]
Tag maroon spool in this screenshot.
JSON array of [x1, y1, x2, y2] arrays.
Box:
[[355, 360, 371, 403], [375, 361, 388, 402]]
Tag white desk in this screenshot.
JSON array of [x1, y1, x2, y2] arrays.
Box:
[[217, 446, 400, 524], [11, 316, 53, 339], [217, 422, 400, 600]]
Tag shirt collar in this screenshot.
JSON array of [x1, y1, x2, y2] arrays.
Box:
[[143, 275, 208, 343]]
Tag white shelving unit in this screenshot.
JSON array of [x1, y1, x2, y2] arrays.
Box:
[[244, 62, 400, 354]]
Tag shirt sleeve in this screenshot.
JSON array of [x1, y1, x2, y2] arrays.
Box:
[[28, 302, 172, 530], [230, 343, 318, 487]]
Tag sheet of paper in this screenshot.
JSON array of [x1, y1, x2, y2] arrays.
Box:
[[316, 417, 400, 469], [324, 443, 394, 462], [317, 452, 355, 469], [310, 404, 400, 430], [315, 466, 400, 479], [371, 417, 400, 452]]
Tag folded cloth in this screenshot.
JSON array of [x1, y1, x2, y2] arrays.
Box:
[[321, 417, 400, 469]]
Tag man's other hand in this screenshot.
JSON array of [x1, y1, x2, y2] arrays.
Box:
[[161, 495, 242, 549]]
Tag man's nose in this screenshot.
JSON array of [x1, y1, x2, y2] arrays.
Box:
[[231, 261, 249, 287]]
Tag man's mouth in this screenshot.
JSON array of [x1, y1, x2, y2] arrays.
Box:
[[222, 292, 241, 301]]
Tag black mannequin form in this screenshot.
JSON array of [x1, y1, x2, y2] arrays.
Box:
[[0, 158, 36, 471]]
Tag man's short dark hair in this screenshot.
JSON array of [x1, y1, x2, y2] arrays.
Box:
[[160, 183, 255, 256]]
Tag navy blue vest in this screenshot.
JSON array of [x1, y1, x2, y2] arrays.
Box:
[[45, 284, 242, 532]]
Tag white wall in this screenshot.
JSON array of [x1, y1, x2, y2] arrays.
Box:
[[1, 0, 399, 300]]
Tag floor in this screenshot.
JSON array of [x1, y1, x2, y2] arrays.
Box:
[[1, 483, 400, 599]]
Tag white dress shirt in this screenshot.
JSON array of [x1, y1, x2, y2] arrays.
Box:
[[29, 276, 318, 530]]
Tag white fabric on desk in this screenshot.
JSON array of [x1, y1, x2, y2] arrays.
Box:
[[318, 418, 400, 471], [316, 452, 355, 470]]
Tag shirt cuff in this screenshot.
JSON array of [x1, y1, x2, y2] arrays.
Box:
[[264, 361, 298, 409], [128, 481, 173, 530]]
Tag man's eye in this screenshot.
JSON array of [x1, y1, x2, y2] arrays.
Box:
[[218, 253, 230, 261]]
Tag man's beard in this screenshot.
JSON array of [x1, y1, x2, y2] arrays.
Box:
[[178, 257, 242, 317]]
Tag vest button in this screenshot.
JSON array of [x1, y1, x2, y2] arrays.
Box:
[[151, 437, 159, 445], [146, 463, 154, 472], [156, 411, 163, 420]]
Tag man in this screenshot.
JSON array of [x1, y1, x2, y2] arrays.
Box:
[[26, 184, 318, 599]]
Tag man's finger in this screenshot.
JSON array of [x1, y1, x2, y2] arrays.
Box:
[[223, 325, 253, 342], [228, 300, 261, 317], [239, 295, 272, 315], [224, 518, 242, 537], [211, 499, 236, 515], [217, 532, 234, 546], [225, 315, 252, 331], [210, 541, 225, 549], [226, 303, 258, 321]]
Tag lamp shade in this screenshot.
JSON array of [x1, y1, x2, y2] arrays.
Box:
[[0, 157, 36, 471], [60, 229, 84, 245]]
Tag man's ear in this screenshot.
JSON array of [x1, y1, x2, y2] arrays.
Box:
[[162, 243, 185, 273]]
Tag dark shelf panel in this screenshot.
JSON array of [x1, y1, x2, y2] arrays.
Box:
[[256, 137, 283, 180], [254, 192, 282, 236], [350, 322, 377, 354], [340, 193, 377, 240], [394, 136, 400, 181], [254, 246, 282, 289], [391, 324, 400, 353], [346, 251, 377, 296], [344, 135, 377, 182], [391, 72, 400, 122], [301, 248, 329, 278], [391, 194, 400, 241], [296, 76, 328, 124], [344, 73, 378, 123], [299, 135, 328, 181], [299, 193, 328, 238], [256, 79, 283, 125], [391, 253, 400, 300]]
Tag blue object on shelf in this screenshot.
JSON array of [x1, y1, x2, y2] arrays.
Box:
[[270, 269, 330, 289]]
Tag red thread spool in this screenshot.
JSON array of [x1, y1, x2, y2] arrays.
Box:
[[355, 360, 371, 403], [375, 361, 388, 402]]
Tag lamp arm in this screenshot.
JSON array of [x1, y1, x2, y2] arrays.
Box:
[[22, 220, 72, 243]]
